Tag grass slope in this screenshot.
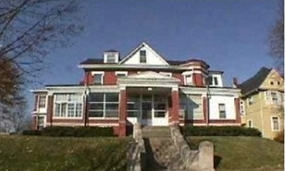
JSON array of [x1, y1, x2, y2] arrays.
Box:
[[0, 135, 130, 171], [187, 136, 284, 171]]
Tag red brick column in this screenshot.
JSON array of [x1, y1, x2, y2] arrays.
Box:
[[46, 95, 54, 126], [203, 97, 208, 125], [171, 89, 179, 125], [119, 89, 127, 137], [234, 98, 241, 124]]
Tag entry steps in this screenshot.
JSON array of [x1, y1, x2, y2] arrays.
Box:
[[142, 126, 171, 138]]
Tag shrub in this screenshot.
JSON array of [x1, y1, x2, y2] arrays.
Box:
[[182, 126, 261, 137], [22, 130, 42, 136], [274, 130, 284, 143], [41, 126, 115, 137]]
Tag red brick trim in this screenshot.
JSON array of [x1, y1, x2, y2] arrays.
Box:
[[46, 96, 54, 126], [119, 89, 127, 137], [104, 71, 116, 85], [171, 90, 179, 125]]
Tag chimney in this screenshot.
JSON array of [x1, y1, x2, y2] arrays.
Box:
[[232, 77, 238, 88]]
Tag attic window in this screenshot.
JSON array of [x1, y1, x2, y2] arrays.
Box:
[[106, 53, 116, 63], [270, 81, 274, 85], [139, 50, 146, 63]]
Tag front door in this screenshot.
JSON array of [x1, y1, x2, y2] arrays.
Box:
[[141, 95, 152, 125]]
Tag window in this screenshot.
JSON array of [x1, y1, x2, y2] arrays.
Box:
[[271, 92, 279, 104], [240, 101, 245, 115], [106, 54, 116, 63], [93, 73, 103, 85], [247, 96, 253, 105], [179, 94, 202, 119], [54, 94, 83, 118], [184, 75, 193, 85], [271, 116, 280, 131], [218, 103, 226, 119], [127, 94, 139, 117], [208, 76, 213, 85], [38, 95, 46, 108], [270, 81, 274, 85], [115, 72, 127, 78], [37, 116, 45, 130], [247, 120, 253, 128], [277, 81, 280, 85], [153, 95, 166, 118], [213, 77, 218, 85], [139, 50, 146, 63], [89, 93, 119, 118]]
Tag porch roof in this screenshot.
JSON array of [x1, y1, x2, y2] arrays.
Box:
[[117, 71, 180, 88]]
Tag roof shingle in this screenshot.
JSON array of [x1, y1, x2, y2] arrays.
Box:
[[237, 67, 271, 95]]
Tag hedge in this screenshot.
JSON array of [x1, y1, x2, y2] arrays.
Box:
[[22, 126, 115, 137], [182, 126, 261, 137]]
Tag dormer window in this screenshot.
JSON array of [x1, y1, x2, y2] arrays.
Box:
[[104, 51, 119, 63], [139, 50, 146, 63], [106, 53, 116, 63]]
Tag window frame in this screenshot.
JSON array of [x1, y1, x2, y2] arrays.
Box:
[[53, 94, 83, 119], [247, 119, 253, 128], [271, 116, 280, 131], [218, 103, 226, 119], [38, 95, 46, 108], [184, 74, 193, 86], [88, 93, 119, 119], [115, 71, 128, 78], [139, 50, 147, 63], [106, 53, 116, 63], [92, 72, 104, 85]]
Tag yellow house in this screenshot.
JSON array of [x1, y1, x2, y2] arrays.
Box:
[[237, 67, 284, 139]]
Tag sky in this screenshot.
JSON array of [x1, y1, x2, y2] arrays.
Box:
[[27, 0, 280, 110]]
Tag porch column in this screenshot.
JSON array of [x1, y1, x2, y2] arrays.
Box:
[[171, 87, 179, 126], [46, 95, 54, 126], [119, 87, 127, 137]]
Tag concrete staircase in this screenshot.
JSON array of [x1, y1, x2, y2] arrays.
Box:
[[142, 127, 187, 171], [142, 126, 171, 138]]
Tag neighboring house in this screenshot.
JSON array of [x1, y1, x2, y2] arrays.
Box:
[[31, 42, 241, 136], [237, 67, 284, 139]]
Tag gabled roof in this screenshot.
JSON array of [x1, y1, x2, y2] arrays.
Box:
[[119, 42, 169, 65], [237, 67, 271, 95]]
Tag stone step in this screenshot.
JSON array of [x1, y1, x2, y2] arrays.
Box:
[[142, 126, 171, 138], [144, 137, 186, 171]]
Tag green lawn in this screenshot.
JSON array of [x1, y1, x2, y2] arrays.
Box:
[[0, 135, 283, 171], [0, 135, 130, 171], [187, 136, 284, 171]]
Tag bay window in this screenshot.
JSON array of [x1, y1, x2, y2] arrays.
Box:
[[54, 94, 83, 118]]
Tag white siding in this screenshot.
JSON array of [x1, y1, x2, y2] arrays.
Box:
[[123, 46, 168, 65], [209, 95, 236, 119]]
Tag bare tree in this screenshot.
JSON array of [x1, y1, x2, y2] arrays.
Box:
[[0, 93, 29, 132], [0, 0, 84, 128], [268, 0, 284, 73]]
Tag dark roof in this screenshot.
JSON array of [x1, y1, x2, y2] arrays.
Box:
[[166, 60, 184, 65], [79, 58, 103, 65], [209, 70, 224, 74], [237, 67, 271, 95], [104, 49, 118, 53]]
